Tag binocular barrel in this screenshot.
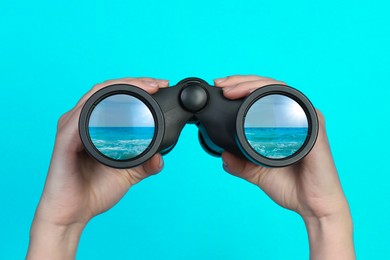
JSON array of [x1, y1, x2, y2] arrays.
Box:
[[79, 77, 318, 168]]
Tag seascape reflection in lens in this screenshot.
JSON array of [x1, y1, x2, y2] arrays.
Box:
[[244, 94, 308, 159], [88, 94, 155, 161]]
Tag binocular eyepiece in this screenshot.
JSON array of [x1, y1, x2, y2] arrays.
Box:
[[79, 77, 318, 168]]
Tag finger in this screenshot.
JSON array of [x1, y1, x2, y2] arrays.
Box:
[[136, 77, 170, 88], [301, 109, 337, 179], [221, 152, 247, 176], [55, 104, 85, 153], [136, 77, 170, 85], [214, 75, 274, 87], [75, 77, 169, 108], [129, 154, 164, 181], [120, 154, 164, 186], [221, 152, 264, 184], [222, 79, 286, 100], [140, 153, 164, 176], [222, 152, 274, 189]]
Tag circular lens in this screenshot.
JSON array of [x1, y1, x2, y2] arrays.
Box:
[[244, 94, 308, 159], [88, 94, 155, 161]]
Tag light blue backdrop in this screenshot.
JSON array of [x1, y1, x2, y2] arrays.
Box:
[[0, 0, 389, 259]]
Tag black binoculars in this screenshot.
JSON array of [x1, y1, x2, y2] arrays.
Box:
[[79, 77, 318, 168]]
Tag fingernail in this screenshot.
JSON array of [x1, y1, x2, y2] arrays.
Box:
[[214, 77, 227, 84], [222, 160, 228, 169], [159, 80, 169, 86], [158, 157, 164, 169], [223, 86, 233, 93]]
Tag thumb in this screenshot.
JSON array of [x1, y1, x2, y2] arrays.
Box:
[[221, 152, 246, 176], [128, 154, 164, 185], [221, 152, 267, 185], [142, 153, 164, 175]]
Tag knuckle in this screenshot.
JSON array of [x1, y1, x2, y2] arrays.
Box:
[[125, 78, 146, 87], [91, 80, 114, 93], [248, 74, 262, 79], [57, 112, 68, 129], [102, 79, 114, 84], [136, 77, 154, 81], [137, 78, 155, 84], [278, 80, 287, 85], [91, 82, 104, 92], [232, 74, 249, 80], [316, 109, 326, 126]]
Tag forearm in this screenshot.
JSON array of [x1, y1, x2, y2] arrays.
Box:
[[27, 219, 85, 260], [303, 209, 355, 260]]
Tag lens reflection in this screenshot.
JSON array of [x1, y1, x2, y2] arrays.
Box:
[[244, 94, 308, 159], [88, 94, 155, 160]]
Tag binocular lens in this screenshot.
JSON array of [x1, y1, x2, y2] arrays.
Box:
[[88, 94, 155, 161], [244, 94, 308, 159], [80, 78, 318, 168]]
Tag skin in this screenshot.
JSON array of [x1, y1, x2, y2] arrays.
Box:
[[27, 77, 169, 259], [215, 75, 355, 260], [27, 75, 355, 260]]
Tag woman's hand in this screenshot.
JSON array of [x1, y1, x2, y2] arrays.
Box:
[[27, 77, 169, 260], [215, 75, 355, 260]]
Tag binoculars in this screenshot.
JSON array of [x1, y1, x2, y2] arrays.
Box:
[[79, 77, 318, 168]]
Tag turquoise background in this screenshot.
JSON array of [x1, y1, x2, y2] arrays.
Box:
[[0, 0, 389, 259]]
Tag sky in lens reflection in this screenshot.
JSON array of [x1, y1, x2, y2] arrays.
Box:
[[89, 94, 154, 127], [245, 94, 308, 128]]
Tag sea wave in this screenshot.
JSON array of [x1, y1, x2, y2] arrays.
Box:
[[90, 138, 153, 160]]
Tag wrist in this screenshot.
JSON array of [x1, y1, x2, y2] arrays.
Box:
[[27, 218, 86, 260], [303, 207, 355, 260]]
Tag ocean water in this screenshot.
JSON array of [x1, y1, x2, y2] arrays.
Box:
[[244, 127, 308, 159], [89, 127, 154, 160]]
